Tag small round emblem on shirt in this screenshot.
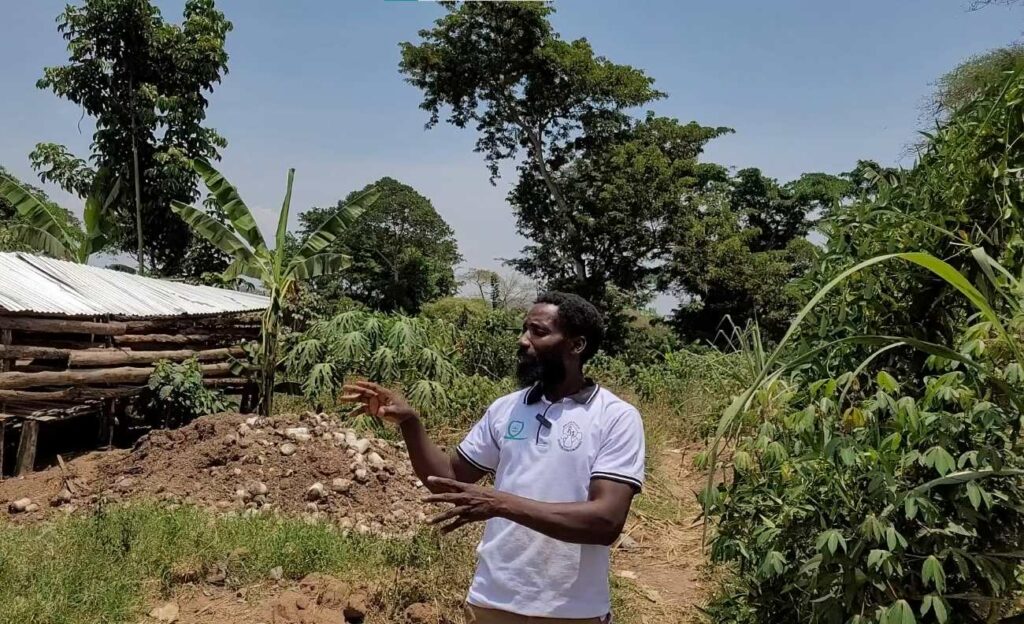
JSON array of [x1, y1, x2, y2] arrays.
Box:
[[559, 421, 583, 452]]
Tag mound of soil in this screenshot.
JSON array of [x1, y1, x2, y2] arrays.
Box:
[[0, 411, 433, 535]]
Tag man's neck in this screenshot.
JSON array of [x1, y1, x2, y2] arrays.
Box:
[[541, 369, 586, 403]]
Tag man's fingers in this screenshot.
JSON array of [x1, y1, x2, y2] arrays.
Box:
[[339, 393, 363, 402], [426, 476, 466, 491], [428, 505, 470, 525], [439, 516, 473, 534], [342, 384, 377, 398], [352, 380, 385, 394], [422, 492, 468, 504]]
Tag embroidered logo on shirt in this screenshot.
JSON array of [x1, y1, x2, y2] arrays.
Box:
[[558, 421, 583, 452], [504, 420, 526, 440]]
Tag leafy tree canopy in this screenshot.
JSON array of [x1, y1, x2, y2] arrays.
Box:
[[297, 177, 462, 314], [400, 1, 663, 288], [33, 0, 232, 275]]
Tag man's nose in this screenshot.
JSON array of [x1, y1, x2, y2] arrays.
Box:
[[518, 332, 530, 349]]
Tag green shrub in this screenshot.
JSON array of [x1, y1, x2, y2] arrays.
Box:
[[701, 252, 1024, 623], [137, 358, 232, 428], [420, 296, 491, 324]]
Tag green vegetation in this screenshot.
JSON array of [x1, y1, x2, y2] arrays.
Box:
[[32, 0, 233, 275], [0, 504, 475, 624], [4, 1, 1024, 622], [297, 177, 462, 315], [171, 160, 379, 416], [699, 68, 1024, 624], [138, 358, 233, 428]]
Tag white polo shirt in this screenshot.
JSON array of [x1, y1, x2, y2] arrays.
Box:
[[457, 381, 646, 618]]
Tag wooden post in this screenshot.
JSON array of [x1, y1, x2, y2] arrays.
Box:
[[15, 419, 39, 476], [0, 420, 6, 480], [1, 329, 11, 416]]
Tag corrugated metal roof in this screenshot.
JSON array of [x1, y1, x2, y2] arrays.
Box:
[[0, 252, 270, 318]]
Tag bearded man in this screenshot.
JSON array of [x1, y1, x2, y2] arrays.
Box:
[[343, 292, 645, 623]]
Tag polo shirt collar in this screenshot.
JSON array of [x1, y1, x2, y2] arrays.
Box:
[[524, 379, 600, 406]]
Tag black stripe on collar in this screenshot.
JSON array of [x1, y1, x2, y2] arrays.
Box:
[[524, 379, 600, 406]]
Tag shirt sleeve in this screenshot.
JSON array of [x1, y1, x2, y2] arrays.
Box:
[[457, 406, 500, 473], [591, 407, 645, 491]]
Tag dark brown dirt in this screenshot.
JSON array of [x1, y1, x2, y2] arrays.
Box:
[[0, 411, 432, 534]]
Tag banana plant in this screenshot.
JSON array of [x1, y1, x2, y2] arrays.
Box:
[[0, 170, 120, 263], [171, 160, 378, 416]]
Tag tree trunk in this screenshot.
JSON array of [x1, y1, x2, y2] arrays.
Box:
[[130, 75, 146, 276], [522, 126, 587, 282]]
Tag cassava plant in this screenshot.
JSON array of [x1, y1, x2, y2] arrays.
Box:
[[283, 310, 460, 416], [700, 250, 1024, 624]]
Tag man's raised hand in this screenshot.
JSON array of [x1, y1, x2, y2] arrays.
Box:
[[340, 380, 418, 426], [423, 476, 510, 534]]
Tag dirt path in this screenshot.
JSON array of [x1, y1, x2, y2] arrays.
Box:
[[612, 444, 712, 623]]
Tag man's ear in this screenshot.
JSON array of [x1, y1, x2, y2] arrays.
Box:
[[572, 336, 587, 356]]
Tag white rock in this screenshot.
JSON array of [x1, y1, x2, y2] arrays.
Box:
[[149, 601, 180, 623], [306, 482, 326, 501], [330, 478, 352, 493], [238, 423, 252, 436], [232, 468, 242, 476], [248, 481, 268, 497], [354, 468, 369, 483], [8, 498, 32, 513], [268, 566, 284, 581], [366, 452, 386, 471], [245, 417, 259, 427], [345, 431, 359, 447], [356, 523, 371, 535], [235, 488, 251, 502], [351, 438, 371, 454], [285, 427, 311, 442], [51, 487, 74, 507], [279, 443, 297, 456]]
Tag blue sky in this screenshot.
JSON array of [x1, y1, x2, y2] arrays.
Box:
[[1, 0, 1020, 307]]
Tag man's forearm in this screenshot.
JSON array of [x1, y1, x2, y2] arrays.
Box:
[[399, 416, 457, 487], [495, 493, 624, 546]]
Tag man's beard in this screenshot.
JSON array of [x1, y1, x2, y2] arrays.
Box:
[[516, 349, 567, 388]]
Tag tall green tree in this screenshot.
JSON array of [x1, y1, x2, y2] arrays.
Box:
[[509, 113, 731, 344], [171, 161, 378, 416], [664, 169, 851, 342], [400, 1, 663, 288], [33, 0, 232, 275], [297, 177, 461, 314]]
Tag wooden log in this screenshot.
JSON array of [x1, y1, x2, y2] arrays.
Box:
[[113, 333, 245, 346], [0, 316, 126, 336], [124, 316, 260, 333], [0, 386, 143, 401], [203, 377, 249, 388], [0, 362, 232, 390], [0, 345, 70, 360], [0, 421, 5, 479], [15, 419, 38, 476], [69, 346, 244, 367]]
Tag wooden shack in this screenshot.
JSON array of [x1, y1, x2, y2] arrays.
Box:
[[0, 252, 269, 476]]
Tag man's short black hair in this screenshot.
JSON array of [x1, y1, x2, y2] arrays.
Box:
[[535, 291, 604, 362]]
